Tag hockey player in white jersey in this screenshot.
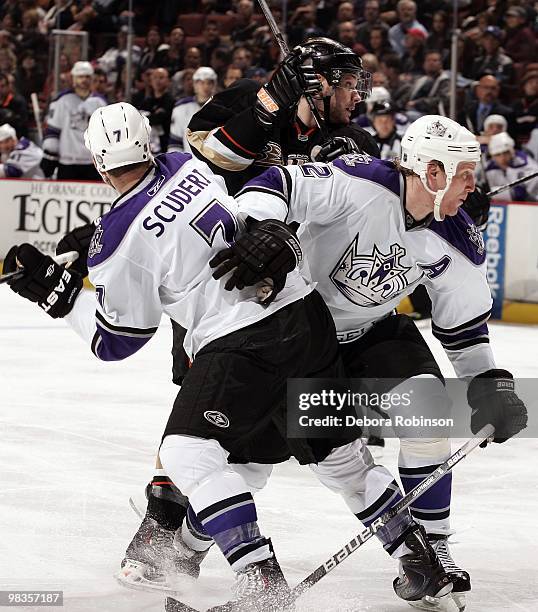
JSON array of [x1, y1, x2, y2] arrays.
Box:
[[0, 123, 43, 179], [4, 103, 454, 612], [168, 66, 217, 153], [211, 115, 528, 611], [41, 61, 107, 180], [485, 131, 538, 201]]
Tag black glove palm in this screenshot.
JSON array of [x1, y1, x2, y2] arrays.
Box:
[[209, 219, 302, 304], [4, 244, 82, 318], [467, 369, 528, 444]]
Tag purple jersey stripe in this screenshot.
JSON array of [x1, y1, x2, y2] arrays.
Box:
[[91, 325, 153, 361], [332, 157, 401, 197], [432, 322, 489, 345], [4, 164, 22, 178]]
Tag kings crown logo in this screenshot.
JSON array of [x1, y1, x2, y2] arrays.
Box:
[[330, 235, 411, 307], [426, 120, 447, 137]]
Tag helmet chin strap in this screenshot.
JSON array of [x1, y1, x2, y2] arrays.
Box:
[[419, 172, 453, 222]]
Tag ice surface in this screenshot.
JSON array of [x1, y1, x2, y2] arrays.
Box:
[[1, 289, 537, 611]]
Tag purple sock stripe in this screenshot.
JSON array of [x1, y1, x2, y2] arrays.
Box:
[[400, 472, 452, 511], [201, 501, 257, 536], [186, 505, 210, 538]]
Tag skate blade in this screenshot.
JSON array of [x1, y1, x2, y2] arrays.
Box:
[[451, 591, 467, 611], [408, 592, 460, 612], [115, 566, 197, 596]]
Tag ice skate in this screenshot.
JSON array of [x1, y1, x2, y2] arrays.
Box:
[[116, 516, 208, 594], [428, 535, 470, 611], [393, 525, 453, 610], [204, 554, 294, 612]]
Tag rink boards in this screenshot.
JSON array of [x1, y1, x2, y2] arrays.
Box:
[[0, 177, 537, 323]]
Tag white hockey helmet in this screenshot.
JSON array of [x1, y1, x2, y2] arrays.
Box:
[[488, 132, 515, 156], [400, 115, 481, 221], [0, 123, 16, 141], [71, 61, 94, 77], [193, 66, 217, 81], [84, 102, 153, 172]]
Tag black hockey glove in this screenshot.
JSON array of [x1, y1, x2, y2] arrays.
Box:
[[56, 220, 97, 277], [209, 219, 302, 304], [461, 186, 490, 231], [310, 136, 361, 163], [3, 244, 83, 319], [467, 369, 528, 444], [254, 48, 321, 130]]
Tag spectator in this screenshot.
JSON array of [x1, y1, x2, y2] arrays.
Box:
[[155, 27, 185, 77], [97, 26, 141, 89], [91, 67, 109, 102], [380, 53, 411, 110], [231, 46, 253, 73], [244, 66, 267, 85], [404, 50, 450, 118], [368, 24, 393, 59], [231, 0, 258, 44], [41, 61, 105, 180], [328, 1, 356, 39], [400, 28, 426, 76], [0, 47, 16, 77], [138, 27, 165, 76], [513, 70, 538, 146], [486, 132, 538, 201], [171, 67, 195, 98], [183, 46, 202, 72], [503, 6, 537, 64], [42, 0, 76, 33], [169, 66, 217, 152], [17, 8, 48, 64], [388, 0, 427, 57], [136, 67, 174, 154], [210, 46, 233, 82], [15, 51, 45, 103], [361, 53, 380, 75], [0, 122, 43, 178], [459, 74, 514, 135], [356, 0, 389, 49], [131, 67, 153, 108], [0, 71, 28, 137], [337, 21, 363, 55], [287, 1, 324, 46], [425, 10, 450, 58], [198, 19, 223, 65], [223, 64, 243, 88], [469, 26, 514, 85]]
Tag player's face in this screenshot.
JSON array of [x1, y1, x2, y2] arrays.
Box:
[[438, 162, 477, 217], [373, 114, 394, 138], [0, 136, 15, 155], [329, 73, 361, 124], [74, 74, 92, 94], [492, 151, 512, 170], [194, 78, 216, 103]]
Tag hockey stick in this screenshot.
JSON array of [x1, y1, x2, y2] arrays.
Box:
[[256, 0, 330, 139], [166, 424, 494, 612], [0, 250, 79, 284], [487, 170, 538, 198]]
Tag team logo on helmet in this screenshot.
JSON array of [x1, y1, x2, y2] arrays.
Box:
[[330, 236, 411, 307], [204, 411, 230, 428], [426, 120, 447, 137], [332, 69, 342, 81]]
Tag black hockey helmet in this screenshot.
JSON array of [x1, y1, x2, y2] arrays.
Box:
[[371, 101, 395, 116], [298, 37, 372, 100]]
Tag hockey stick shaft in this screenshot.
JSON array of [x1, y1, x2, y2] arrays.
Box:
[[256, 0, 329, 139], [0, 250, 79, 284], [487, 170, 538, 197], [291, 424, 495, 599]]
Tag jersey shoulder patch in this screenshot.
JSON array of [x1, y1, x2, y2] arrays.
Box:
[[427, 208, 486, 265], [15, 137, 30, 151], [88, 154, 192, 267], [332, 156, 401, 197]]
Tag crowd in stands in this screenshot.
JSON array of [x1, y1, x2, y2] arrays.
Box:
[[0, 0, 535, 189]]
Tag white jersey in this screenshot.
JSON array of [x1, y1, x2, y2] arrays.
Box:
[[169, 97, 201, 153], [0, 137, 43, 179], [237, 154, 495, 379], [65, 152, 311, 361], [485, 151, 538, 202], [43, 90, 107, 165]]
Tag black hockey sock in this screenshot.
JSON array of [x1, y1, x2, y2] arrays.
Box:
[[145, 474, 189, 531]]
